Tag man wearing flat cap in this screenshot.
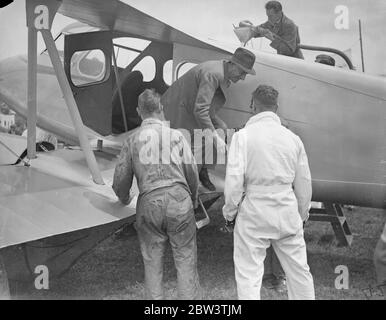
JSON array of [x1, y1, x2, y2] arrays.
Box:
[[315, 54, 336, 66], [161, 47, 256, 191]]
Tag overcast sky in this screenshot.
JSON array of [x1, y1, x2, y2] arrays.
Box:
[[0, 0, 385, 75]]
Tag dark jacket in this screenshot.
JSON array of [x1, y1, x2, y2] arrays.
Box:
[[161, 60, 228, 133], [254, 14, 304, 59]]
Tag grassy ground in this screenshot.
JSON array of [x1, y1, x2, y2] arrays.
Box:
[[11, 200, 386, 300]]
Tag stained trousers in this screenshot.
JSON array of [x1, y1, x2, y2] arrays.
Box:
[[135, 185, 201, 300]]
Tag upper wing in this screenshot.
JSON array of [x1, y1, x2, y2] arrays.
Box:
[[58, 0, 228, 54]]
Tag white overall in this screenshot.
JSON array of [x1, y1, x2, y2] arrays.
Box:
[[223, 111, 315, 300]]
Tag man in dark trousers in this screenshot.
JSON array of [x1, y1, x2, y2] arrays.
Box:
[[374, 223, 386, 299], [239, 1, 304, 59], [161, 47, 256, 191], [0, 255, 10, 299], [113, 89, 200, 299]]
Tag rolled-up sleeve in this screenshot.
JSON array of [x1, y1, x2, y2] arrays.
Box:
[[293, 140, 312, 221], [222, 130, 246, 221], [112, 140, 134, 205], [193, 72, 219, 131]]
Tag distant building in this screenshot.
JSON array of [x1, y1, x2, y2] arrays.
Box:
[[0, 111, 15, 130]]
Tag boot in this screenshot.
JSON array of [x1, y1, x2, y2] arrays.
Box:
[[199, 167, 216, 191], [262, 274, 276, 290], [273, 276, 287, 293]]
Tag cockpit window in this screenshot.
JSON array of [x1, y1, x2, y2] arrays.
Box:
[[163, 60, 173, 85], [112, 37, 151, 69], [113, 37, 150, 51], [176, 62, 197, 79], [133, 56, 156, 82], [113, 46, 140, 69], [70, 49, 107, 86]]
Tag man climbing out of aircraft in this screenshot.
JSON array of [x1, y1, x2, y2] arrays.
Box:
[[239, 1, 304, 59], [161, 47, 256, 191], [112, 89, 201, 300], [374, 223, 386, 299], [223, 84, 315, 299]]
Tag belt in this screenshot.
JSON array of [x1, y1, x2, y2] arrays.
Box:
[[246, 184, 292, 194]]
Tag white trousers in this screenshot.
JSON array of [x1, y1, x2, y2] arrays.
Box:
[[234, 224, 315, 300]]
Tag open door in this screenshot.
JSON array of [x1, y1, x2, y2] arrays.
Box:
[[64, 31, 113, 136]]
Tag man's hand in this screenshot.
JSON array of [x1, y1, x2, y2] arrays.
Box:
[[220, 219, 235, 233], [216, 122, 228, 133], [193, 198, 199, 210], [120, 189, 135, 206], [256, 27, 275, 41]]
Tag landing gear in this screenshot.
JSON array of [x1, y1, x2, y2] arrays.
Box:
[[309, 202, 353, 246]]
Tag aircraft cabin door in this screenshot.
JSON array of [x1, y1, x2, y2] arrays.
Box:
[[64, 31, 113, 136]]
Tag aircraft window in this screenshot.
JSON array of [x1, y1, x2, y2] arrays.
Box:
[[113, 37, 150, 51], [112, 38, 151, 69], [132, 56, 156, 82], [70, 49, 107, 86], [163, 60, 173, 85], [177, 62, 197, 79], [113, 46, 140, 69]]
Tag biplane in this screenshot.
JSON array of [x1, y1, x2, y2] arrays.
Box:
[[0, 0, 385, 286]]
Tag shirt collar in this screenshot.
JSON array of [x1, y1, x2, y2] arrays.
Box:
[[245, 111, 281, 127], [141, 118, 165, 127]]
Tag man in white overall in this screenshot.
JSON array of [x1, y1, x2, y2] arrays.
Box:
[[223, 84, 315, 300]]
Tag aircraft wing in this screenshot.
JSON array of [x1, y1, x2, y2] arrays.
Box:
[[0, 133, 27, 165], [0, 148, 137, 249], [57, 0, 228, 54]]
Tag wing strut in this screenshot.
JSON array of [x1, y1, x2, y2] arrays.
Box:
[[27, 26, 37, 160], [25, 0, 104, 185], [112, 51, 128, 132]]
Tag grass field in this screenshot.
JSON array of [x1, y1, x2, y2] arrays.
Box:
[[11, 200, 386, 300]]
